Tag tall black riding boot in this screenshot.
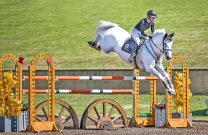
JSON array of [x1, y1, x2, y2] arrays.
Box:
[[128, 44, 137, 63]]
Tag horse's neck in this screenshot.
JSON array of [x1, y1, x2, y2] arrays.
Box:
[[149, 35, 163, 55], [153, 34, 163, 44]]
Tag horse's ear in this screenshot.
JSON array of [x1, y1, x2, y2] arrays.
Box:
[[164, 33, 168, 38], [170, 32, 174, 37]]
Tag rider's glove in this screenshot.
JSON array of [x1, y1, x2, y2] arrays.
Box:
[[144, 36, 149, 40]]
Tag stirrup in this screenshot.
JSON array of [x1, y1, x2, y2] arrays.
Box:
[[128, 53, 135, 63]]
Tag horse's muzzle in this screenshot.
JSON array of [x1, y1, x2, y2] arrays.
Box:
[[166, 56, 172, 60]]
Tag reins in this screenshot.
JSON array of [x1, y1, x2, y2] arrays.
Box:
[[144, 38, 163, 61], [144, 35, 171, 61], [133, 34, 172, 69]]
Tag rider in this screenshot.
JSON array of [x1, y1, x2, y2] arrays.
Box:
[[128, 10, 158, 63]]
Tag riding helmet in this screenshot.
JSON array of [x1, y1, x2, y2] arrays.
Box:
[[147, 10, 158, 18]]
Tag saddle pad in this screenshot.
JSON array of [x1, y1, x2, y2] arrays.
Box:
[[121, 38, 135, 54]]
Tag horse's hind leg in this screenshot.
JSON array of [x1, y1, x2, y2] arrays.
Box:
[[88, 34, 102, 51], [88, 41, 101, 51]]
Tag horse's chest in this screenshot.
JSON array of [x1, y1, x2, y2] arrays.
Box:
[[136, 57, 146, 71]]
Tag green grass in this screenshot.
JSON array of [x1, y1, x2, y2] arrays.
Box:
[[1, 0, 208, 120], [1, 0, 208, 69], [23, 94, 208, 120]]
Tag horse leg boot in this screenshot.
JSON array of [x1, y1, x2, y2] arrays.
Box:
[[88, 40, 98, 48], [88, 34, 101, 51]]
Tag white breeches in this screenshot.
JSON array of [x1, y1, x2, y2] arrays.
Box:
[[131, 28, 142, 46]]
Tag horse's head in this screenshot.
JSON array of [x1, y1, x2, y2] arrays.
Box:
[[151, 29, 174, 60], [163, 32, 174, 60]]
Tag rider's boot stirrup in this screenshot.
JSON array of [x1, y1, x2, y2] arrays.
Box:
[[128, 44, 137, 63]]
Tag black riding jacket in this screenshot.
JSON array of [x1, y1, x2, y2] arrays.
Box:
[[134, 18, 154, 37]]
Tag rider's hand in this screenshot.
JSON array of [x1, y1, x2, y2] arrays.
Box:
[[141, 37, 146, 41]]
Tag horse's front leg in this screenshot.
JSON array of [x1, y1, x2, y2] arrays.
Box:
[[147, 67, 176, 95], [155, 61, 176, 93], [157, 66, 174, 88]]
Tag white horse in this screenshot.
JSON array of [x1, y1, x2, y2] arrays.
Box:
[[88, 20, 175, 95]]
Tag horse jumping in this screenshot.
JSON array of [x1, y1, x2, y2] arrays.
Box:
[[88, 20, 175, 95]]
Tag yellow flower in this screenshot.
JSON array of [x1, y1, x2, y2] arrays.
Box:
[[0, 71, 23, 116], [173, 72, 192, 113]]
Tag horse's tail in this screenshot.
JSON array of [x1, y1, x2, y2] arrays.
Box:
[[95, 20, 118, 38]]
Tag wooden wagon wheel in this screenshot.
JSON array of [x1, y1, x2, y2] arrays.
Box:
[[35, 99, 79, 130], [80, 99, 128, 129]]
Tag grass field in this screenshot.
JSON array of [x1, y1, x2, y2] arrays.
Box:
[[23, 94, 208, 119], [1, 1, 208, 120], [0, 0, 208, 69]]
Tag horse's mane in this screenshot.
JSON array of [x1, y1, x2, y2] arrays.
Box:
[[152, 28, 166, 36]]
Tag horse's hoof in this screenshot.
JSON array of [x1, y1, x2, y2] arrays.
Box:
[[88, 41, 92, 45], [97, 46, 101, 51], [88, 41, 94, 47], [168, 91, 176, 95]]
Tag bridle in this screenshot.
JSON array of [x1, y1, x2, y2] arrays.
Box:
[[133, 33, 172, 69], [144, 34, 172, 60]]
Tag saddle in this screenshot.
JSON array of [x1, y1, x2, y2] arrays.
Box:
[[121, 37, 143, 54], [121, 37, 144, 69], [121, 37, 136, 54]]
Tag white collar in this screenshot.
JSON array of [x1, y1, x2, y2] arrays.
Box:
[[146, 18, 151, 23]]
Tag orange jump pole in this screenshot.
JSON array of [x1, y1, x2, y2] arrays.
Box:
[[23, 75, 159, 81], [23, 89, 133, 94]]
